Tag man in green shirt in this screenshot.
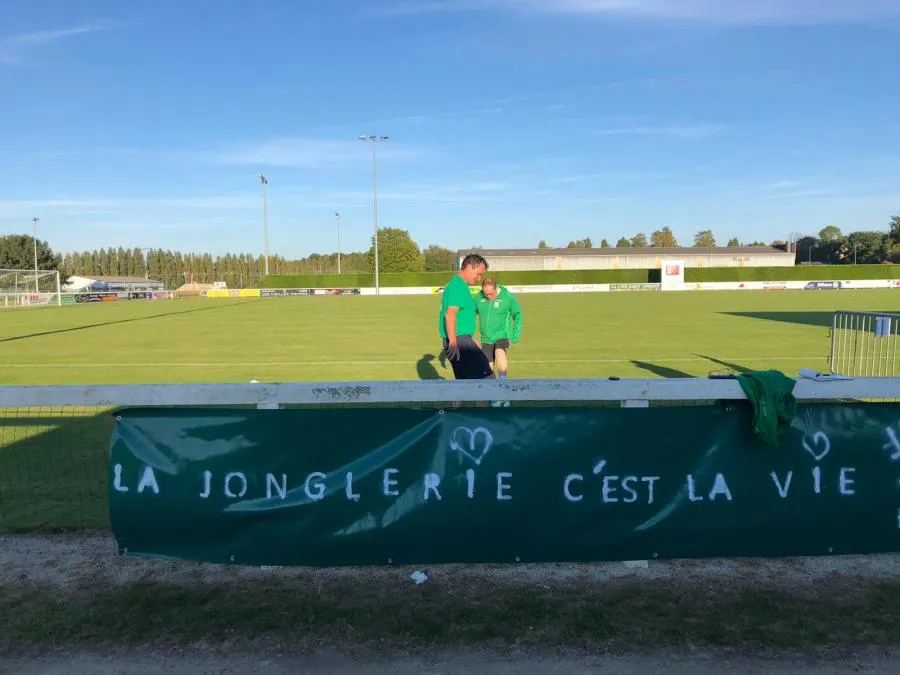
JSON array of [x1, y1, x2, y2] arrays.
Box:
[[476, 277, 522, 380], [438, 253, 494, 380]]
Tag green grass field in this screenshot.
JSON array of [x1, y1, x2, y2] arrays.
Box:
[[0, 288, 897, 534], [2, 289, 897, 386], [3, 290, 900, 652]]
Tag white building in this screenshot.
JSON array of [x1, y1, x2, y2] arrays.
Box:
[[456, 246, 796, 272], [63, 275, 165, 293]]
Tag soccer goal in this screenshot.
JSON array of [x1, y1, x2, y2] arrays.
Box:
[[0, 268, 62, 308]]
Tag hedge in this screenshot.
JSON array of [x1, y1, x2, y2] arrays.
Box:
[[264, 264, 899, 289], [264, 269, 657, 288], [684, 264, 900, 282]]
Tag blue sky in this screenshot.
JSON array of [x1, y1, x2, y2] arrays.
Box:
[[0, 0, 898, 258]]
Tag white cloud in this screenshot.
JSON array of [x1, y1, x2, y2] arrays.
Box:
[[384, 0, 900, 24], [763, 180, 802, 190], [207, 138, 423, 168], [0, 23, 119, 64], [593, 123, 724, 139]]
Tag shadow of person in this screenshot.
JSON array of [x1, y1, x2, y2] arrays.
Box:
[[416, 353, 445, 380]]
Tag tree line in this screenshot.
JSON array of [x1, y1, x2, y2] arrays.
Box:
[[549, 217, 900, 263], [0, 229, 459, 289], [1, 216, 897, 289]]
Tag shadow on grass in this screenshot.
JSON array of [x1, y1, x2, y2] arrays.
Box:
[[0, 300, 257, 344], [416, 354, 445, 380], [631, 361, 693, 378], [723, 310, 899, 329], [694, 354, 752, 375], [0, 411, 111, 532]]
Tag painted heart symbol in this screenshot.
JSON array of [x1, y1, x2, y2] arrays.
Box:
[[802, 431, 830, 461], [450, 426, 494, 466]]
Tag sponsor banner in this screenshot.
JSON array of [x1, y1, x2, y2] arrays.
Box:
[[250, 280, 899, 298], [260, 288, 313, 297], [19, 293, 55, 306], [109, 402, 900, 567], [74, 292, 119, 303], [207, 289, 261, 298], [610, 283, 661, 292], [805, 281, 844, 290], [256, 288, 365, 298]]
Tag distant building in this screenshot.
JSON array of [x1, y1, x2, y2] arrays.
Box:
[[455, 246, 796, 272], [63, 275, 165, 293]]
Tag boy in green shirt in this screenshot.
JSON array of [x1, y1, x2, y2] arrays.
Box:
[[476, 277, 522, 381], [438, 253, 494, 380]]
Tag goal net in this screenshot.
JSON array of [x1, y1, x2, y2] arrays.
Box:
[[0, 268, 61, 307]]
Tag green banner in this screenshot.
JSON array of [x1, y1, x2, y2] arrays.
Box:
[[108, 403, 900, 567]]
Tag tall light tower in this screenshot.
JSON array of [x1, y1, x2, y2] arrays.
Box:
[[259, 174, 269, 276], [358, 134, 389, 295], [335, 211, 342, 275], [31, 217, 39, 293]]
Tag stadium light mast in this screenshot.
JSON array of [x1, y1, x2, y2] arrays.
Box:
[[335, 211, 342, 275], [31, 217, 39, 293], [259, 174, 269, 276], [358, 134, 389, 296]]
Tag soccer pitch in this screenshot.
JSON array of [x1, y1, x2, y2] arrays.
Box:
[[0, 288, 897, 532], [1, 289, 898, 385]]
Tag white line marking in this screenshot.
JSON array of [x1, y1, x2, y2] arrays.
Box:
[[0, 356, 827, 368]]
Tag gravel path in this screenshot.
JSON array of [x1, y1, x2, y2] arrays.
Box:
[[5, 648, 900, 674], [4, 532, 900, 591]]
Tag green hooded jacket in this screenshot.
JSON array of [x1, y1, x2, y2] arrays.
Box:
[[476, 285, 523, 344]]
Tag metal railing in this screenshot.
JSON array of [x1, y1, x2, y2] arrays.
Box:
[[829, 311, 900, 377]]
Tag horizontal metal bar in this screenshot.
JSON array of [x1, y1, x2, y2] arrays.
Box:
[[0, 377, 899, 408]]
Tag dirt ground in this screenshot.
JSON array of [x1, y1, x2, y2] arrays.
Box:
[[3, 533, 900, 674]]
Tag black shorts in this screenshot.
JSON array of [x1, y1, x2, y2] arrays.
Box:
[[481, 339, 510, 362], [443, 335, 494, 380]]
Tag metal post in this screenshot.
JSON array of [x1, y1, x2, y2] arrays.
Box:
[[31, 217, 39, 293], [358, 135, 389, 296], [335, 212, 342, 275], [259, 174, 269, 276]]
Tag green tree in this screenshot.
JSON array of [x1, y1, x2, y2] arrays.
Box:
[[368, 227, 425, 273], [600, 238, 610, 248], [889, 215, 900, 247], [650, 227, 677, 247], [845, 231, 890, 265], [615, 237, 630, 248], [726, 238, 740, 247], [0, 234, 65, 277], [537, 240, 549, 249], [566, 237, 593, 248], [819, 225, 843, 243], [693, 230, 716, 247], [423, 244, 456, 272], [630, 233, 648, 247]]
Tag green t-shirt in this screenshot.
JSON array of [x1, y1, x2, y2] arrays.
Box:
[[438, 274, 476, 339]]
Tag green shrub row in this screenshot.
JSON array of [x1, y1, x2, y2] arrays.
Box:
[[685, 264, 900, 282], [264, 264, 899, 289], [264, 269, 656, 288]]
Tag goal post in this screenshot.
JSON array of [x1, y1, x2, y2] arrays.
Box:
[[0, 268, 62, 308]]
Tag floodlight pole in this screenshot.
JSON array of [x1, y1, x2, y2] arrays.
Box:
[[259, 174, 269, 276], [358, 134, 389, 296], [335, 211, 342, 275], [31, 217, 39, 293]]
